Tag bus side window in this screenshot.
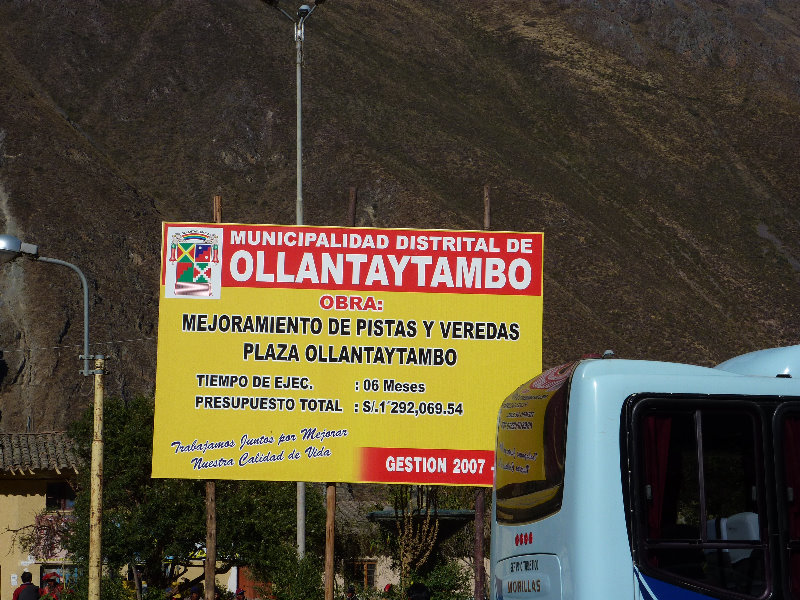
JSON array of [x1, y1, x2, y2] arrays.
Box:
[[636, 405, 767, 598], [642, 412, 699, 542]]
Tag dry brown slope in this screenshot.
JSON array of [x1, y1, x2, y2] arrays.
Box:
[[0, 0, 797, 430]]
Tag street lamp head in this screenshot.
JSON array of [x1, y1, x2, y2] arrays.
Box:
[[297, 4, 311, 18], [0, 234, 38, 264]]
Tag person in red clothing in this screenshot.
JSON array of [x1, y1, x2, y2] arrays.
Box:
[[12, 572, 39, 600]]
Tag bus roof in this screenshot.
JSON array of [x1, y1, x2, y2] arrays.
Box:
[[715, 343, 800, 377], [566, 344, 800, 399]]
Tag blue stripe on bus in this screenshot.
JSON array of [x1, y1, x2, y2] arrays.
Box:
[[635, 569, 718, 600]]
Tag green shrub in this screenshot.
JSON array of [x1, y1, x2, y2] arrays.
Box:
[[410, 560, 472, 600]]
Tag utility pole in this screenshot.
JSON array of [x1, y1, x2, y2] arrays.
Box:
[[89, 356, 105, 600]]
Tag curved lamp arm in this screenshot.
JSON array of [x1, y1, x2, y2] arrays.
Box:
[[0, 234, 93, 376], [37, 256, 92, 376]]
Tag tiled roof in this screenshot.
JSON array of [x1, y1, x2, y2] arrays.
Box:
[[0, 432, 80, 475]]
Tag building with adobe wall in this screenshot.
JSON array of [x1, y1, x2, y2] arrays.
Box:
[[0, 432, 79, 600]]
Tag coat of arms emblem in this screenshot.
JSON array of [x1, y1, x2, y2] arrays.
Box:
[[168, 230, 220, 297]]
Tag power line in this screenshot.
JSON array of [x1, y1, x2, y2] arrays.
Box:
[[0, 336, 156, 355]]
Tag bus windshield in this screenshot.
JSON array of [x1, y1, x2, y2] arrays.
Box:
[[494, 362, 576, 525]]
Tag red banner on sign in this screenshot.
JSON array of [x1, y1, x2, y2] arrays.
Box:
[[163, 224, 543, 297], [359, 447, 494, 486]]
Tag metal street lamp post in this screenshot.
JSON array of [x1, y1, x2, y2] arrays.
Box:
[[262, 0, 326, 560], [0, 234, 104, 600], [264, 0, 326, 229]]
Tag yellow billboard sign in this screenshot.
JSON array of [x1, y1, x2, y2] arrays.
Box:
[[152, 223, 543, 485]]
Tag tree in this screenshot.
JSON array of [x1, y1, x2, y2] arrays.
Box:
[[64, 396, 325, 598], [392, 486, 439, 590], [372, 485, 477, 600]]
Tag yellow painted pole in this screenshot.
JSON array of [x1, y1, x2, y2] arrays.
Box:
[[88, 356, 105, 600]]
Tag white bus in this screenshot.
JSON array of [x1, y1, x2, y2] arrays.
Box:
[[491, 345, 800, 600]]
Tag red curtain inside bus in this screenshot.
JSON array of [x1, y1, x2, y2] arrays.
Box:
[[644, 415, 672, 546]]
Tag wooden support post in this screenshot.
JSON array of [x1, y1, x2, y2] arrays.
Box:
[[213, 195, 222, 223], [205, 194, 222, 600], [474, 488, 486, 600], [205, 480, 217, 600], [322, 192, 355, 598], [483, 185, 491, 230], [325, 483, 336, 600], [348, 187, 357, 227]]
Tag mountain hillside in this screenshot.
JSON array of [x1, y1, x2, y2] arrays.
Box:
[[0, 0, 798, 431]]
